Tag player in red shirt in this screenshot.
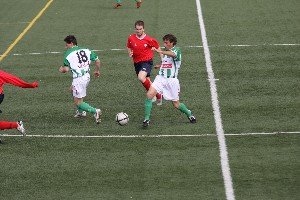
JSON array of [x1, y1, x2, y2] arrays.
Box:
[[0, 70, 38, 141], [127, 20, 163, 105], [0, 70, 38, 109]]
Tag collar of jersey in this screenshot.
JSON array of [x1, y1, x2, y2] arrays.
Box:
[[135, 34, 146, 40]]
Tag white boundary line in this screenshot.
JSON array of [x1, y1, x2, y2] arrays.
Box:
[[1, 132, 299, 138], [1, 43, 298, 57], [195, 0, 235, 199]]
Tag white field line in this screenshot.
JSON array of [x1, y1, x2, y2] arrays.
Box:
[[195, 0, 235, 200], [0, 43, 298, 57], [0, 22, 30, 25], [1, 132, 299, 138]]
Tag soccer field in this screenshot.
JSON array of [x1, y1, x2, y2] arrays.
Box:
[[0, 0, 299, 199]]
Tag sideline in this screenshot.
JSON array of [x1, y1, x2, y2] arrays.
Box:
[[195, 0, 235, 199], [1, 131, 299, 138], [0, 0, 54, 62]]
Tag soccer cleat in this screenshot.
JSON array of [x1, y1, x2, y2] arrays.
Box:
[[0, 138, 2, 143], [17, 121, 26, 136], [74, 110, 87, 118], [94, 109, 102, 124], [136, 1, 142, 8], [142, 119, 150, 127], [188, 115, 196, 123], [113, 3, 122, 9]]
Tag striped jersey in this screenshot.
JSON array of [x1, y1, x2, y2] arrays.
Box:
[[158, 46, 181, 78], [63, 46, 99, 78]]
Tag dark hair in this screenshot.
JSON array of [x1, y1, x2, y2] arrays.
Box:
[[163, 34, 177, 45], [135, 20, 144, 28], [64, 35, 77, 45]]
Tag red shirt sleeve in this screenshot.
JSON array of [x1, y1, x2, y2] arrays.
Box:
[[149, 37, 160, 49], [127, 35, 132, 49]]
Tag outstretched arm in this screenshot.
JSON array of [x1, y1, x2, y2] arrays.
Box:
[[94, 59, 101, 78], [0, 70, 38, 88], [154, 48, 176, 58]]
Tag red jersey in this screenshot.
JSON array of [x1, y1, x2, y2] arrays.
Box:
[[127, 34, 160, 63], [0, 70, 38, 94]]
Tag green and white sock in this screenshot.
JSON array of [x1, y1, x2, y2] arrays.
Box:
[[178, 103, 192, 117], [144, 98, 153, 120], [78, 102, 96, 114]]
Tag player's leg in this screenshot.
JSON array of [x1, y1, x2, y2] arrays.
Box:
[[74, 98, 101, 124], [72, 78, 101, 123], [0, 93, 4, 113], [136, 61, 162, 103], [168, 78, 196, 123], [0, 121, 26, 135], [0, 121, 18, 130], [172, 101, 196, 123], [114, 0, 122, 8], [143, 86, 157, 127]]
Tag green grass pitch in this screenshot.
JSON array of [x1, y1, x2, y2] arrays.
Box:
[[0, 0, 299, 199]]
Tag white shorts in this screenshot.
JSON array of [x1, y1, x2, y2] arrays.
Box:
[[152, 75, 180, 101], [72, 73, 90, 98]]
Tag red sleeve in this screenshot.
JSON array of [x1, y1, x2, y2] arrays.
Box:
[[126, 35, 132, 49], [150, 37, 160, 49], [0, 70, 38, 89]]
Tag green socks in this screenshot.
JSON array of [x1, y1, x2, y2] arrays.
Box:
[[144, 98, 153, 120], [144, 100, 191, 120], [78, 102, 96, 114], [178, 103, 192, 117]]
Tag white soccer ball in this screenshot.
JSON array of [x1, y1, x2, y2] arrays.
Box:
[[116, 112, 129, 126]]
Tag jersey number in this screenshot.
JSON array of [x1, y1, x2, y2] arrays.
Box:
[[76, 50, 88, 64]]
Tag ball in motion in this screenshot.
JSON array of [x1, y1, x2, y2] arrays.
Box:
[[116, 112, 129, 126]]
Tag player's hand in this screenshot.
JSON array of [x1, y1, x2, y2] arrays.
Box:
[[94, 70, 100, 78], [152, 47, 162, 53], [32, 81, 39, 88], [128, 50, 133, 57], [59, 66, 68, 73]]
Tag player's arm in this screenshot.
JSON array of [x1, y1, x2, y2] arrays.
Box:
[[59, 66, 69, 73], [127, 47, 133, 57], [60, 57, 70, 73], [94, 59, 101, 78], [91, 51, 101, 78], [127, 37, 133, 57], [154, 48, 176, 58], [150, 38, 164, 60]]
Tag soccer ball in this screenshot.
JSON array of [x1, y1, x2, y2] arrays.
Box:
[[115, 112, 129, 126]]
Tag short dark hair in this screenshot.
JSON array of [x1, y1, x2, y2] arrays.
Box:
[[64, 35, 77, 45], [163, 34, 177, 45], [135, 20, 144, 28]]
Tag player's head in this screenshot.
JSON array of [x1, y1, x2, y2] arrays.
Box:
[[162, 34, 177, 49], [64, 35, 77, 48], [134, 20, 145, 37]]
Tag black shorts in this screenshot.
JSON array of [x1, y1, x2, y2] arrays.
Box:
[[134, 60, 153, 77], [0, 93, 4, 105]]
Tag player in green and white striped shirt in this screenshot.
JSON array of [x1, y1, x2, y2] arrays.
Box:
[[143, 34, 196, 127], [59, 35, 102, 123]]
